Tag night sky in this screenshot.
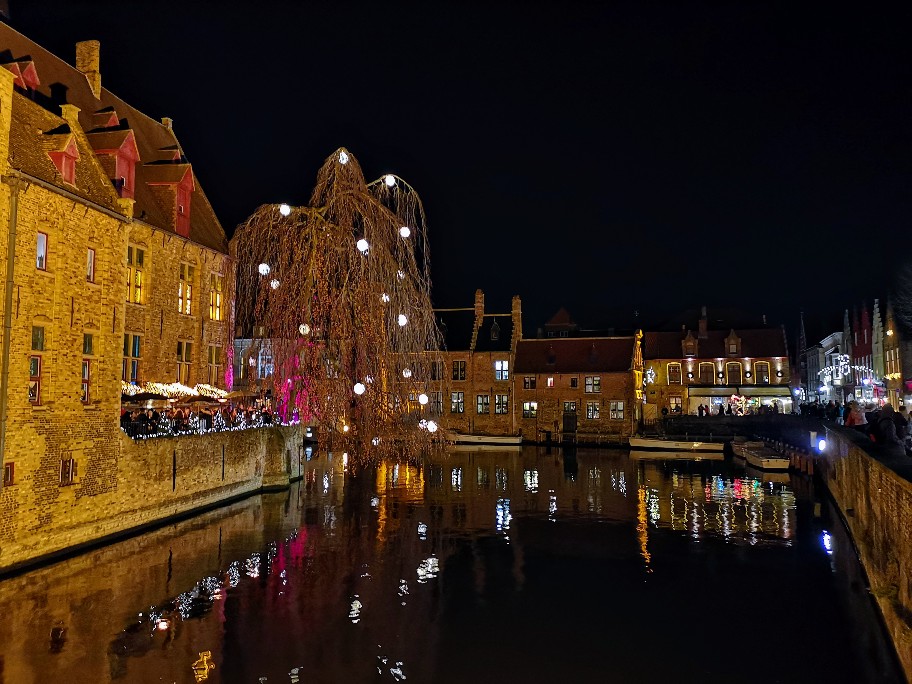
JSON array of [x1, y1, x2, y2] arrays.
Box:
[[9, 1, 911, 342]]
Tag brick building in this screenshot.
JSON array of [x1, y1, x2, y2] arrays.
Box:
[[513, 333, 643, 443], [642, 307, 791, 416], [0, 26, 229, 533], [435, 290, 522, 438]]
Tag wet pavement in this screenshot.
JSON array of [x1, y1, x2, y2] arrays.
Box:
[[0, 446, 900, 683]]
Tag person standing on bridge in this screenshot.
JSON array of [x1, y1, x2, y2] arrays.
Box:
[[844, 401, 867, 431]]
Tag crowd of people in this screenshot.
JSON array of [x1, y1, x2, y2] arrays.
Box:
[[120, 403, 277, 438], [691, 402, 782, 417], [797, 398, 910, 457]]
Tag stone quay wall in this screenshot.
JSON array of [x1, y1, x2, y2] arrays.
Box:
[[0, 424, 302, 575], [817, 427, 912, 681]]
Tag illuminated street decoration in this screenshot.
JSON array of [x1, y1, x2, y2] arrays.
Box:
[[229, 148, 444, 457], [645, 367, 656, 384]]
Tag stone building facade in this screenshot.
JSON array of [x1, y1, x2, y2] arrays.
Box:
[[435, 290, 523, 437], [513, 333, 643, 442], [643, 307, 791, 416], [0, 25, 232, 568]]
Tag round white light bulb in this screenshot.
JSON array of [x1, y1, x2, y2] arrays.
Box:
[[299, 323, 311, 335], [402, 368, 412, 378], [398, 314, 408, 326], [353, 382, 366, 395], [356, 238, 369, 253], [343, 424, 350, 433], [270, 278, 280, 290], [339, 150, 349, 165], [426, 420, 438, 433], [258, 263, 270, 276], [279, 204, 291, 216], [399, 226, 411, 238], [418, 393, 429, 405], [384, 174, 396, 187]]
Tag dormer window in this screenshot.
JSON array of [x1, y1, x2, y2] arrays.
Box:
[[175, 173, 193, 237], [2, 60, 40, 91], [87, 129, 138, 199], [490, 320, 500, 342], [48, 137, 80, 185], [725, 330, 741, 357]]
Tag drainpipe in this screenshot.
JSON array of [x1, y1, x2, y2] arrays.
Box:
[[0, 175, 20, 489]]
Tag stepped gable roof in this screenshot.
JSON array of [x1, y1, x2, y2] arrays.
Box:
[[544, 307, 574, 327], [9, 97, 120, 210], [0, 24, 228, 254], [435, 309, 475, 352], [644, 328, 787, 359], [474, 314, 513, 353], [515, 337, 635, 374]]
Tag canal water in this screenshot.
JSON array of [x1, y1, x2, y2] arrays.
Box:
[[0, 447, 900, 683]]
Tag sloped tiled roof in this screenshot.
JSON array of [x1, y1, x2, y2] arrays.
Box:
[[436, 310, 475, 352], [644, 328, 788, 359], [515, 337, 635, 374], [545, 307, 575, 327], [475, 314, 513, 353], [0, 24, 228, 254]]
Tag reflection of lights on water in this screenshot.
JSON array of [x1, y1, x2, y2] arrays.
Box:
[[280, 569, 287, 587], [245, 554, 261, 578], [323, 473, 330, 494], [227, 561, 241, 587], [371, 496, 380, 508], [156, 619, 169, 631], [451, 468, 462, 491], [496, 498, 512, 532], [305, 446, 313, 460], [496, 467, 508, 491], [398, 579, 409, 599], [523, 469, 539, 492], [822, 530, 833, 555], [647, 488, 660, 524], [417, 522, 428, 539], [349, 595, 363, 623], [390, 662, 407, 681], [548, 490, 557, 521], [290, 667, 302, 683], [417, 557, 439, 583]]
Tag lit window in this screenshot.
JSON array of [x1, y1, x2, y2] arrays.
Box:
[[86, 247, 95, 282], [258, 349, 274, 378], [523, 376, 536, 389], [563, 401, 577, 413], [450, 392, 465, 413], [585, 376, 601, 393], [586, 401, 600, 419], [669, 396, 682, 413], [207, 345, 222, 386], [522, 401, 538, 418], [476, 395, 490, 414], [726, 362, 743, 385], [698, 362, 714, 384], [177, 340, 193, 383], [494, 360, 509, 381], [36, 232, 48, 270], [28, 355, 41, 404], [667, 364, 682, 385], [122, 333, 141, 382], [126, 246, 144, 303], [178, 263, 194, 315], [609, 400, 625, 420], [754, 362, 770, 384], [547, 377, 554, 388], [495, 394, 508, 414], [209, 273, 223, 321], [81, 359, 90, 403], [452, 360, 466, 381]]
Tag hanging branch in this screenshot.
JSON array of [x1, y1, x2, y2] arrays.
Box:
[[228, 148, 446, 459]]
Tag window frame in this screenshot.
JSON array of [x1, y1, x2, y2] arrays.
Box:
[[495, 394, 508, 415], [36, 232, 48, 270], [522, 401, 538, 419], [178, 263, 195, 315], [523, 376, 536, 390], [207, 345, 222, 386], [450, 391, 465, 413], [28, 355, 41, 404], [452, 360, 466, 381], [209, 273, 224, 321], [698, 362, 715, 384], [584, 375, 601, 393], [122, 333, 142, 383], [86, 247, 96, 283], [2, 462, 13, 487], [59, 458, 77, 486], [476, 394, 490, 414], [586, 401, 600, 419], [754, 361, 771, 385], [81, 359, 91, 403], [126, 246, 145, 304], [494, 359, 509, 381], [609, 400, 625, 420], [177, 339, 193, 384], [667, 363, 682, 385]]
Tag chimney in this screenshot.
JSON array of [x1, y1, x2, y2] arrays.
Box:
[[762, 314, 767, 326], [75, 40, 101, 99], [511, 295, 523, 348], [698, 305, 708, 339], [473, 289, 484, 324], [161, 117, 173, 130]]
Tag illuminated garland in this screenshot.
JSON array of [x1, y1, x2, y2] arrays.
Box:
[[228, 148, 445, 460]]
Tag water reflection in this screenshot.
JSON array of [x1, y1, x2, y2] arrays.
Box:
[[0, 447, 899, 683]]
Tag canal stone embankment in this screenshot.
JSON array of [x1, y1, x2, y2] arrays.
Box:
[[0, 424, 301, 575]]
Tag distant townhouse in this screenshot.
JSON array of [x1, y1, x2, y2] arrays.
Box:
[[642, 307, 790, 416], [513, 333, 643, 443], [435, 290, 522, 438]]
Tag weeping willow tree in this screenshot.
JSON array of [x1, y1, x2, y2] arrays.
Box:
[[228, 148, 446, 456]]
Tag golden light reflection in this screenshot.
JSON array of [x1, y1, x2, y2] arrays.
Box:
[[637, 485, 652, 572], [192, 651, 215, 681]]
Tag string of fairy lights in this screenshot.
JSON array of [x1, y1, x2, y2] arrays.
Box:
[[228, 148, 446, 459]]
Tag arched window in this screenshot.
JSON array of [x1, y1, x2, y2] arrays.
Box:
[[754, 362, 770, 384], [726, 362, 742, 385], [698, 362, 714, 384], [667, 363, 682, 385]]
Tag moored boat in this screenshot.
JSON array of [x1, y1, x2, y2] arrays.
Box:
[[628, 436, 725, 452], [741, 446, 789, 471], [443, 430, 523, 447], [629, 448, 724, 461]]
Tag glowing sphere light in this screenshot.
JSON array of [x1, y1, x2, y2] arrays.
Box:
[[258, 263, 270, 276], [279, 203, 292, 216], [354, 382, 366, 395]]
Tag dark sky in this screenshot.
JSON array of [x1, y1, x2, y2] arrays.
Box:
[[9, 1, 912, 342]]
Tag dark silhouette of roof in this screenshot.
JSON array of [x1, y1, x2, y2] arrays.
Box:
[[643, 328, 788, 359], [436, 310, 475, 352], [474, 314, 513, 352], [515, 337, 635, 374]]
